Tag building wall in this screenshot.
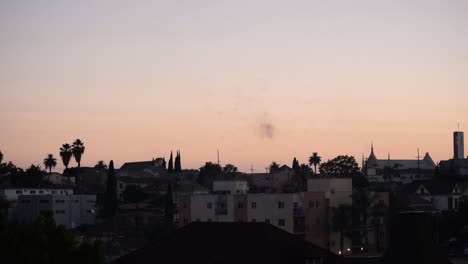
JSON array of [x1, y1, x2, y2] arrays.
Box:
[[15, 195, 96, 229], [247, 194, 295, 233], [1, 189, 73, 202], [304, 192, 329, 249], [233, 194, 248, 222], [213, 181, 249, 194], [190, 194, 235, 223], [177, 195, 191, 227]]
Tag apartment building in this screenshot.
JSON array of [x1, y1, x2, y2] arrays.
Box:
[[1, 188, 74, 202], [177, 177, 354, 255], [14, 194, 96, 229]]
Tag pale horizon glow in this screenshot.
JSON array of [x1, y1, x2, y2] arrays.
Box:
[[0, 0, 467, 172]]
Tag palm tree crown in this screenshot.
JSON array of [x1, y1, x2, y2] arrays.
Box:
[[59, 143, 73, 169], [72, 139, 85, 167], [43, 154, 57, 173], [309, 152, 322, 174]]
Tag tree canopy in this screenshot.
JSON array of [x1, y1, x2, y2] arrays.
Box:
[[319, 155, 360, 177]]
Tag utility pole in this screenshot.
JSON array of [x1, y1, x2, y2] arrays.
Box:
[[217, 149, 220, 166], [250, 164, 254, 174]]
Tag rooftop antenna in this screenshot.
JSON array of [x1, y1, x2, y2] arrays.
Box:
[[250, 164, 254, 174], [217, 149, 220, 166], [416, 148, 421, 176]]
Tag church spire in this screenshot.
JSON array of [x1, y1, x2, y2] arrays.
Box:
[[367, 141, 378, 167]]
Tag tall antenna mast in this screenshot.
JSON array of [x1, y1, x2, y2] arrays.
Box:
[[250, 164, 254, 174], [217, 149, 220, 166], [416, 148, 421, 176]]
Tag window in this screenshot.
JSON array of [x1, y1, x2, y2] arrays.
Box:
[[74, 200, 79, 203], [119, 183, 123, 189], [30, 190, 36, 194], [39, 200, 49, 204], [265, 219, 271, 224], [237, 202, 243, 209], [52, 190, 57, 194], [237, 219, 244, 222], [419, 187, 425, 194], [21, 199, 31, 204], [55, 200, 65, 204], [207, 202, 212, 209], [316, 218, 320, 224], [278, 219, 285, 226], [251, 202, 257, 209], [196, 218, 201, 222], [183, 218, 188, 224], [315, 201, 320, 208], [207, 218, 212, 222], [278, 201, 285, 209], [39, 190, 44, 194], [15, 190, 22, 194], [55, 210, 65, 214], [294, 202, 298, 209], [183, 202, 187, 209], [252, 219, 256, 223], [309, 201, 313, 208], [86, 209, 93, 213], [220, 203, 225, 209]]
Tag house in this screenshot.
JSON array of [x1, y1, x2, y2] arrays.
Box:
[[110, 222, 346, 264], [401, 180, 464, 211], [118, 158, 166, 178], [365, 144, 436, 183]]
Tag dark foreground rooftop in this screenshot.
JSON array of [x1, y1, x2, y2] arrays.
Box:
[[111, 222, 345, 264]]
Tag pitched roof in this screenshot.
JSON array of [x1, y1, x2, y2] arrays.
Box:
[[401, 180, 462, 195], [111, 222, 345, 264], [119, 161, 154, 171]]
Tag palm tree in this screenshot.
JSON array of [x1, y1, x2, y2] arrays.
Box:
[[309, 152, 322, 174], [332, 204, 352, 255], [72, 139, 85, 167], [0, 150, 3, 164], [43, 154, 57, 173], [59, 143, 73, 169]]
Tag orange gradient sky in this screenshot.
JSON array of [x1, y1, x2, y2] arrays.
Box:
[[0, 0, 467, 172]]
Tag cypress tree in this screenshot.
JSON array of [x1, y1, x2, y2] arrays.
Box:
[[164, 183, 174, 231], [168, 151, 174, 173], [175, 150, 182, 173], [104, 160, 118, 218]]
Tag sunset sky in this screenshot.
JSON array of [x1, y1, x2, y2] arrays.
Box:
[[1, 0, 467, 172]]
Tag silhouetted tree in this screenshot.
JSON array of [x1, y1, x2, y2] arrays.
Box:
[[104, 160, 118, 218], [0, 212, 104, 264], [164, 184, 174, 231], [309, 152, 322, 174], [174, 150, 181, 173], [299, 163, 311, 188], [269, 161, 280, 173], [59, 144, 73, 169], [72, 139, 85, 167], [319, 155, 360, 177], [168, 151, 174, 173], [222, 163, 238, 178], [43, 154, 57, 173], [332, 204, 353, 255], [292, 157, 300, 175], [197, 162, 222, 188], [94, 160, 107, 170]]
